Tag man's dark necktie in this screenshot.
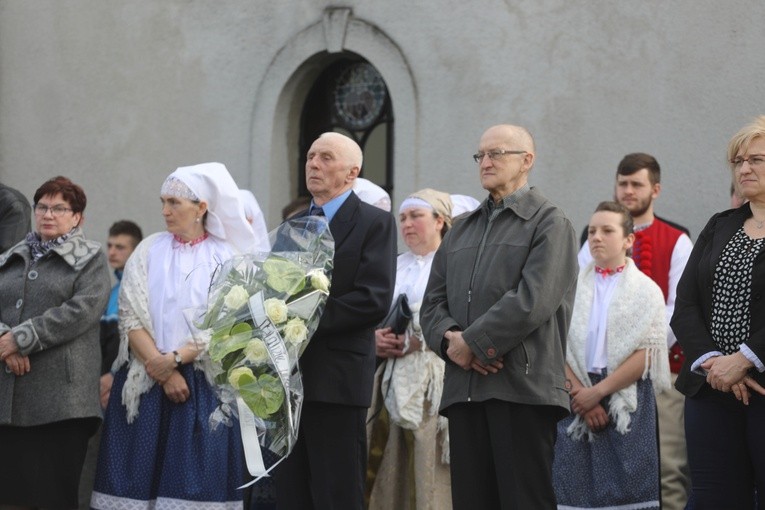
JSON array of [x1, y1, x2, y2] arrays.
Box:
[[305, 207, 325, 235]]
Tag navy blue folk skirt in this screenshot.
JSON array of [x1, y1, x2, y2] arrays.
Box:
[[91, 364, 245, 509], [552, 375, 660, 509]]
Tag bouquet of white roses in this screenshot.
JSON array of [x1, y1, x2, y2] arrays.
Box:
[[186, 216, 333, 483]]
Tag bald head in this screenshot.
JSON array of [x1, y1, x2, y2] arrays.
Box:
[[483, 124, 535, 155], [318, 132, 363, 169], [306, 132, 363, 205], [477, 124, 536, 201]]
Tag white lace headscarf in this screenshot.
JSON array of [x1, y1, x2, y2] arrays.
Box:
[[450, 194, 481, 217], [238, 189, 271, 253], [163, 162, 256, 254], [353, 177, 391, 212]]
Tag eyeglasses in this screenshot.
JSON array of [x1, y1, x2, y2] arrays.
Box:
[[34, 204, 73, 217], [730, 154, 765, 169], [472, 149, 527, 163]]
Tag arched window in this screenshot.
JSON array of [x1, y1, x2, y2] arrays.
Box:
[[298, 56, 393, 197]]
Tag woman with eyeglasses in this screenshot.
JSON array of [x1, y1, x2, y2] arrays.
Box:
[[0, 176, 111, 509], [672, 115, 765, 508]]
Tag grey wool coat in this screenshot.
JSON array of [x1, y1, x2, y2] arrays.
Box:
[[0, 228, 111, 426]]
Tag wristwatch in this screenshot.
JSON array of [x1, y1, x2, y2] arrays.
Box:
[[172, 350, 182, 367]]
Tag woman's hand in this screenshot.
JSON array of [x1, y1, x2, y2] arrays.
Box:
[[145, 352, 176, 384], [702, 352, 754, 393], [0, 332, 29, 375], [0, 331, 19, 361], [730, 375, 765, 405], [4, 352, 31, 376], [100, 373, 114, 409], [570, 385, 605, 415], [161, 370, 190, 404], [375, 327, 405, 358], [583, 404, 610, 432]]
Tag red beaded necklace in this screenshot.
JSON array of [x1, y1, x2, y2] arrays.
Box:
[[173, 232, 209, 246], [594, 264, 625, 277]]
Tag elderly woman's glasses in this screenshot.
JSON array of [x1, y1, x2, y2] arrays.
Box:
[[473, 149, 527, 164], [731, 154, 765, 169], [34, 204, 73, 217]]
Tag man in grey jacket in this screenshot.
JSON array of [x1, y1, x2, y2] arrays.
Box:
[[421, 124, 579, 510]]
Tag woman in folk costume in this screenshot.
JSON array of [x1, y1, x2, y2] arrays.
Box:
[[552, 201, 670, 509], [92, 162, 256, 509], [368, 189, 453, 510]]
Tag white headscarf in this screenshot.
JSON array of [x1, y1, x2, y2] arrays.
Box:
[[450, 194, 481, 217], [238, 189, 271, 253], [164, 162, 255, 254], [353, 177, 391, 212]]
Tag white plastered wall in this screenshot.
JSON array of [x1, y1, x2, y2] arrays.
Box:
[[249, 8, 418, 228]]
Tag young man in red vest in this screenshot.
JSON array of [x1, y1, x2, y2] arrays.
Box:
[[579, 153, 693, 510]]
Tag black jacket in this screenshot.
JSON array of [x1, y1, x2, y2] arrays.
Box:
[[672, 203, 765, 397], [295, 192, 397, 407]]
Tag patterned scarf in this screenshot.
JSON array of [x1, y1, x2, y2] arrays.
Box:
[[25, 228, 77, 264]]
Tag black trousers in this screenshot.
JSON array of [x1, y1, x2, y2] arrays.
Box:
[[0, 418, 98, 508], [448, 399, 560, 510], [274, 401, 367, 510], [685, 385, 765, 509]]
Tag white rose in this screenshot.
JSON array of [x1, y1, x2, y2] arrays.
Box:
[[243, 338, 269, 365], [224, 285, 250, 310], [228, 366, 255, 389], [282, 317, 308, 346], [308, 269, 330, 293], [264, 298, 288, 324]]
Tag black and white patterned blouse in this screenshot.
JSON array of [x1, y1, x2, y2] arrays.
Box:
[[710, 227, 765, 354]]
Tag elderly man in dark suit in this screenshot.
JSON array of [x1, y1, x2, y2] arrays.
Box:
[[274, 132, 397, 510]]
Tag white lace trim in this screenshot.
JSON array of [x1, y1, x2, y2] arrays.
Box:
[[91, 491, 243, 510]]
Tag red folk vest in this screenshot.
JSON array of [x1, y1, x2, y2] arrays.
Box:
[[631, 218, 685, 372], [631, 218, 683, 302]]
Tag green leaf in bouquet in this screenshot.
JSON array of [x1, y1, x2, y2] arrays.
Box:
[[209, 322, 254, 362], [263, 257, 306, 295], [239, 373, 285, 418], [230, 322, 253, 336]]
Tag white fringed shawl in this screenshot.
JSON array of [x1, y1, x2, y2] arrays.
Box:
[[566, 259, 670, 441], [113, 233, 217, 423], [113, 233, 158, 423]]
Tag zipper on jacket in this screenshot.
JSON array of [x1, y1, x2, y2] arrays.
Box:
[[465, 212, 495, 402], [521, 341, 530, 374]]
